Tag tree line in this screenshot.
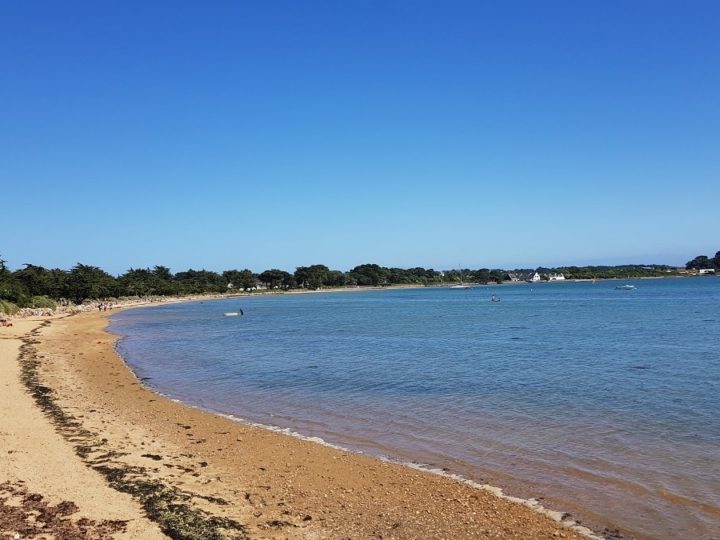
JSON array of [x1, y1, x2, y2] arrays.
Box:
[[0, 254, 693, 313], [0, 260, 451, 310], [685, 251, 720, 270]]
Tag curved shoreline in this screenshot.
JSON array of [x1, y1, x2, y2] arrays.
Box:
[[109, 296, 609, 539], [126, 393, 605, 540], [4, 309, 602, 539]]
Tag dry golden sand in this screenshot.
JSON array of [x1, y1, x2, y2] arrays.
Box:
[[2, 311, 597, 539], [0, 317, 164, 539]]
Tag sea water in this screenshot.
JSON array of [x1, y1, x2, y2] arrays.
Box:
[[110, 277, 720, 539]]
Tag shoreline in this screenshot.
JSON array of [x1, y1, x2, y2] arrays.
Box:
[[0, 316, 166, 539], [3, 273, 703, 321], [1, 308, 604, 539]]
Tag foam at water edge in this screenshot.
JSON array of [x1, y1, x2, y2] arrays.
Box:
[[113, 339, 606, 540], [212, 411, 606, 539], [397, 460, 605, 540], [216, 412, 351, 452]]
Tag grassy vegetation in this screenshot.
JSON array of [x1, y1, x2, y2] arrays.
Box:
[[0, 299, 19, 315]]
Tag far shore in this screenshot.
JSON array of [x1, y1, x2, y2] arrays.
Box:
[[4, 272, 701, 322], [0, 305, 602, 539]]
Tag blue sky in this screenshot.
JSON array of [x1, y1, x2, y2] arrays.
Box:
[[2, 1, 718, 274]]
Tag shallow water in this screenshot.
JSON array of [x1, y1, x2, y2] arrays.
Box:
[[110, 277, 720, 539]]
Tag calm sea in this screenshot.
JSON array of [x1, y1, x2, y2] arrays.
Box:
[[109, 277, 720, 539]]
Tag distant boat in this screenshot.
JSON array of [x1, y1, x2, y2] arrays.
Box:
[[449, 284, 471, 289], [224, 312, 240, 316], [615, 284, 636, 290], [449, 270, 471, 289]]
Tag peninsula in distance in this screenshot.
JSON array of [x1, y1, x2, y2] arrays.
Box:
[[1, 250, 718, 311]]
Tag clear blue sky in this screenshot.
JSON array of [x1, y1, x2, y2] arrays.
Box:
[[2, 1, 718, 275]]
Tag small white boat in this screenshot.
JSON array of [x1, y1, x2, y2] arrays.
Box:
[[224, 312, 240, 316], [450, 267, 471, 289], [615, 284, 636, 290]]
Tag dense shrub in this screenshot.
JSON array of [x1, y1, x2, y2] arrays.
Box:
[[0, 300, 19, 315], [31, 295, 57, 309]]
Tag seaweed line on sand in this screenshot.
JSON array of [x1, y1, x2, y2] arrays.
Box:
[[18, 319, 248, 540]]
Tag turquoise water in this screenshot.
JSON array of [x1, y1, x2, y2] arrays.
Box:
[[110, 277, 720, 539]]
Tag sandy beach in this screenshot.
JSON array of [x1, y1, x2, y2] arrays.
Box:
[[1, 309, 600, 539]]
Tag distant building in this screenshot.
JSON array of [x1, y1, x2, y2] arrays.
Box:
[[548, 273, 566, 281], [698, 268, 716, 275], [505, 273, 521, 282], [527, 272, 542, 283]]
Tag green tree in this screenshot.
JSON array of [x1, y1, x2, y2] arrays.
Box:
[[0, 278, 29, 307], [13, 264, 56, 298], [294, 266, 311, 288], [686, 255, 713, 270], [258, 268, 288, 289], [174, 269, 226, 294], [118, 268, 156, 296], [222, 270, 244, 292], [259, 269, 292, 289], [282, 272, 297, 289], [238, 269, 258, 291], [65, 264, 118, 304], [222, 269, 258, 292], [0, 256, 27, 306], [349, 264, 390, 286], [325, 270, 347, 287], [294, 265, 329, 289], [151, 266, 177, 295], [46, 269, 70, 299]]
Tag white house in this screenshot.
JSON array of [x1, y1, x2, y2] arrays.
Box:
[[527, 272, 542, 282], [548, 273, 566, 281]]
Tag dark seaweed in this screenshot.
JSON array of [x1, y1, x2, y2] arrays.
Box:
[[18, 320, 248, 540]]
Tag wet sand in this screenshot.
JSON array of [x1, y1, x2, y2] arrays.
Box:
[[1, 310, 599, 539]]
